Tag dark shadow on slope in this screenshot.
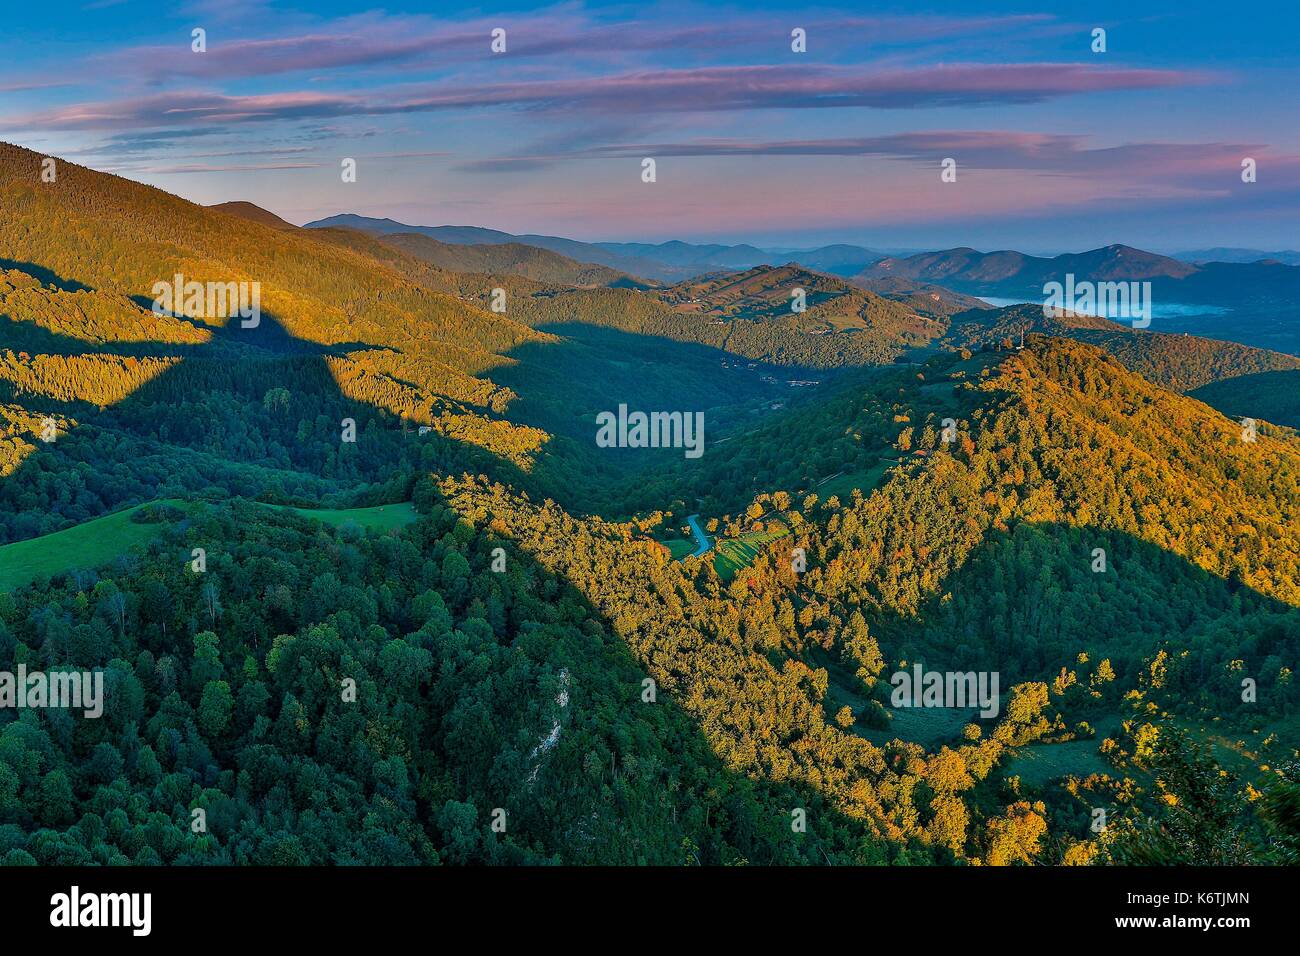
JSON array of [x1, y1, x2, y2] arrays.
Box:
[[485, 321, 793, 439], [0, 466, 911, 866], [415, 487, 917, 864], [0, 258, 93, 293], [0, 274, 942, 862], [0, 275, 929, 865], [1, 313, 111, 355], [1190, 369, 1300, 429], [0, 295, 537, 543], [834, 520, 1300, 742], [475, 320, 842, 516]]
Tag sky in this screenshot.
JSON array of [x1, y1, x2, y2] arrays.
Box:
[[1, 0, 1297, 253]]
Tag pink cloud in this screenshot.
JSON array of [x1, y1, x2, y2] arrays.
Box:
[[580, 131, 1275, 176], [438, 63, 1206, 113], [447, 132, 1299, 234], [88, 12, 1063, 83], [131, 161, 323, 173], [2, 63, 1208, 132]]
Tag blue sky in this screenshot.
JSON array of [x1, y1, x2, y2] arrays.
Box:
[[1, 0, 1296, 252]]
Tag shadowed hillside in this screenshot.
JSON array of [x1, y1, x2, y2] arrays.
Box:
[[3, 143, 1298, 869]]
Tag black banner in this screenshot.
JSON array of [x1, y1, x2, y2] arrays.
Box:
[[0, 865, 1271, 942]]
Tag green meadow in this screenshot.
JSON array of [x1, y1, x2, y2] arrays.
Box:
[[259, 501, 421, 533], [713, 523, 791, 580], [0, 499, 420, 590], [0, 499, 194, 590]]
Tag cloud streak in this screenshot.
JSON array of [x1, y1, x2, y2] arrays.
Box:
[[579, 131, 1274, 176], [87, 12, 1063, 83], [132, 161, 323, 173], [2, 63, 1206, 132]]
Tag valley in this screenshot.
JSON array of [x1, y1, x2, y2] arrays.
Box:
[[0, 142, 1297, 870]]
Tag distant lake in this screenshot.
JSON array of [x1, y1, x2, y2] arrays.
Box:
[[976, 296, 1230, 319]]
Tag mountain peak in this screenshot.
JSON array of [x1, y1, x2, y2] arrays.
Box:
[[209, 201, 297, 230]]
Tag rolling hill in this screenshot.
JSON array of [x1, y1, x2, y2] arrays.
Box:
[[863, 244, 1196, 290], [0, 141, 802, 526], [859, 243, 1300, 320], [209, 201, 299, 231], [654, 264, 943, 365], [849, 275, 992, 319], [375, 231, 646, 288], [304, 213, 884, 282], [945, 303, 1300, 391], [1175, 247, 1300, 266], [2, 141, 1298, 868]]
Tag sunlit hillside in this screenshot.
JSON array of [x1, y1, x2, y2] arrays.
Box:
[[1, 144, 1297, 872]]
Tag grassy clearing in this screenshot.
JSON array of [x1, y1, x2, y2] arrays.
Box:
[[658, 518, 789, 579], [859, 704, 982, 749], [1000, 716, 1123, 787], [0, 499, 194, 589], [713, 522, 790, 580], [998, 713, 1297, 790], [1177, 715, 1299, 785], [813, 459, 893, 503], [656, 456, 897, 579], [657, 537, 697, 560], [259, 501, 421, 532], [1003, 738, 1113, 787], [0, 500, 420, 590]]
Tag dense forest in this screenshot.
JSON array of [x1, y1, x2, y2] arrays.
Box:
[[2, 143, 1298, 866]]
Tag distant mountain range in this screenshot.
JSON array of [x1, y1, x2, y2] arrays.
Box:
[[855, 244, 1300, 354], [1173, 248, 1300, 266], [859, 244, 1300, 311], [371, 232, 647, 289], [306, 215, 1300, 307], [861, 244, 1194, 287], [6, 143, 1300, 872], [303, 213, 885, 281]]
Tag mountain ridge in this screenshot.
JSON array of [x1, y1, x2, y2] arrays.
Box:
[[2, 142, 1299, 867], [304, 213, 885, 281]]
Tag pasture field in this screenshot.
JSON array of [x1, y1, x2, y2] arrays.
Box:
[[713, 522, 791, 579], [0, 499, 194, 589], [0, 499, 420, 589], [262, 501, 421, 532]]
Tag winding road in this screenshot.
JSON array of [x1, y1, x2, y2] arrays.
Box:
[[685, 513, 713, 558]]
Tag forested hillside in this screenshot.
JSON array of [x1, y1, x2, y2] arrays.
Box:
[[376, 232, 643, 289], [655, 265, 944, 366], [435, 338, 1300, 863], [1190, 369, 1300, 430], [2, 144, 1298, 867], [949, 303, 1300, 391], [849, 276, 993, 319]]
